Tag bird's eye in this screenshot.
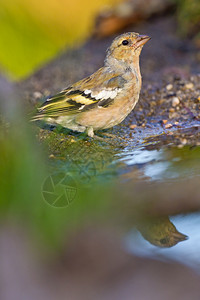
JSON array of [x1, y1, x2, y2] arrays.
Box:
[[160, 238, 168, 244], [122, 40, 129, 46]]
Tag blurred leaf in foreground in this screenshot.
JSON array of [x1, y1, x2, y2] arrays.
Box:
[[0, 76, 113, 249]]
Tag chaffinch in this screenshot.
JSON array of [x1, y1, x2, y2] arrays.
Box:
[[33, 32, 150, 137], [137, 216, 188, 248]]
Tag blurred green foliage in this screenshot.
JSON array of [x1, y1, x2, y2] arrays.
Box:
[[0, 0, 199, 80], [0, 99, 114, 249], [175, 0, 200, 37], [0, 0, 119, 80], [0, 121, 113, 249]]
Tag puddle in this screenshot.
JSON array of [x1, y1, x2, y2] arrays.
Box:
[[37, 89, 200, 272], [119, 143, 200, 181]]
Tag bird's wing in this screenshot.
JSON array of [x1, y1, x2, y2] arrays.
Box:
[[34, 68, 127, 119]]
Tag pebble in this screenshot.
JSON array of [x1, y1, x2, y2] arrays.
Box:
[[44, 89, 50, 96], [162, 120, 168, 124], [165, 123, 173, 129], [181, 138, 187, 145], [129, 124, 137, 129], [185, 83, 194, 89], [169, 112, 179, 119], [178, 144, 184, 148], [33, 91, 42, 99], [158, 99, 165, 105], [166, 84, 173, 90], [172, 97, 180, 107]]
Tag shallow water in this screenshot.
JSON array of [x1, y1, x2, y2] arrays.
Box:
[[43, 120, 200, 266], [114, 126, 200, 270]]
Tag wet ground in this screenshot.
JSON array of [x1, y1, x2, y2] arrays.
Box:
[[13, 13, 200, 299]]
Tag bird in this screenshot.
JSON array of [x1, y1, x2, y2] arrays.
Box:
[[137, 216, 188, 248], [32, 32, 150, 137]]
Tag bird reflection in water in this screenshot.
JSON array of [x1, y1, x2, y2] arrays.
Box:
[[137, 216, 188, 248]]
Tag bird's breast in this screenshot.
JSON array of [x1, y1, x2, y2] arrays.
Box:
[[76, 77, 141, 130]]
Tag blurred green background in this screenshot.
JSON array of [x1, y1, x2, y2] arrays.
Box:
[[0, 0, 199, 80], [0, 0, 120, 80]]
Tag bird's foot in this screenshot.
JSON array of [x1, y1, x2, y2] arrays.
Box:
[[100, 132, 121, 139], [98, 131, 124, 140], [92, 134, 115, 144], [86, 127, 94, 137], [85, 127, 123, 143]]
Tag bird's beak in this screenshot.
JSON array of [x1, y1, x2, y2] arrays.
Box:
[[134, 35, 151, 48], [172, 231, 188, 243]]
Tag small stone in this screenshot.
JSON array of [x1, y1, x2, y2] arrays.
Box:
[[162, 120, 168, 124], [129, 124, 137, 129], [172, 97, 180, 107], [178, 144, 184, 148], [169, 112, 179, 119], [197, 96, 200, 101], [141, 123, 146, 127], [165, 123, 173, 129], [166, 84, 173, 90], [181, 138, 187, 145], [185, 83, 194, 89], [169, 108, 175, 113], [44, 89, 50, 96], [158, 99, 165, 105], [33, 91, 42, 99], [174, 121, 179, 125], [49, 154, 55, 159]]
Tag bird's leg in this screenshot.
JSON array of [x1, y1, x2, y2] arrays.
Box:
[[92, 135, 114, 143], [86, 127, 108, 142], [86, 127, 122, 143], [86, 127, 94, 137]]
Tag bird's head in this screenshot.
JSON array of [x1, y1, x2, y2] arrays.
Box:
[[105, 32, 150, 69]]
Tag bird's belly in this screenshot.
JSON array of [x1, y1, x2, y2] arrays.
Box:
[[76, 91, 140, 130]]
